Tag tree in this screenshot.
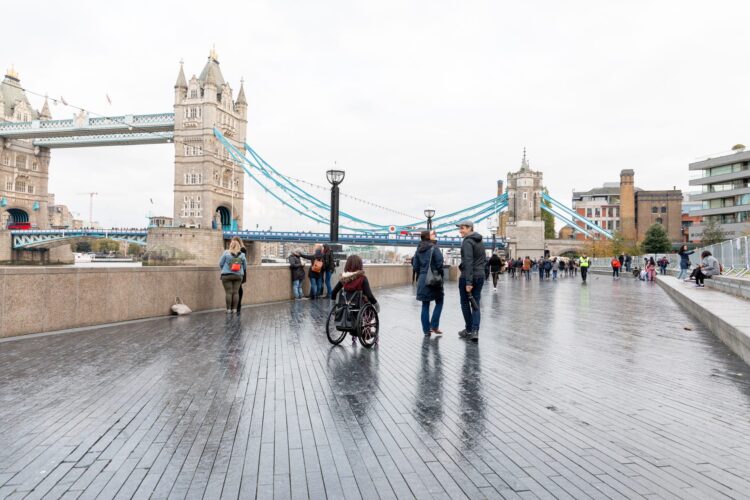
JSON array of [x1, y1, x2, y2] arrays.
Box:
[[74, 241, 91, 253], [127, 243, 145, 257], [641, 224, 671, 254], [541, 187, 556, 239], [700, 218, 728, 246], [93, 239, 120, 254]]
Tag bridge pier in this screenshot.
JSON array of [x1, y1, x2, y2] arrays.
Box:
[[145, 227, 226, 266], [0, 230, 10, 263]]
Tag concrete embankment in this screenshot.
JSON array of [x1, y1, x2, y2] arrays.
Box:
[[0, 264, 424, 339]]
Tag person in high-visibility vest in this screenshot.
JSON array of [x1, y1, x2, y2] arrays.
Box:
[[579, 254, 590, 283]]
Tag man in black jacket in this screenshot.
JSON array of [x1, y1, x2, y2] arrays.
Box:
[[456, 220, 486, 342]]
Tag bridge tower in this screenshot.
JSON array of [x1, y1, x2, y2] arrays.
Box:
[[0, 67, 52, 230], [505, 149, 545, 258], [172, 49, 247, 229]]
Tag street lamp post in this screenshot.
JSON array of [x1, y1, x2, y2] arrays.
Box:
[[326, 169, 345, 243], [488, 220, 497, 252], [424, 206, 435, 231]]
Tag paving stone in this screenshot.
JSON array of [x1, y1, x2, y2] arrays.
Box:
[[1, 276, 750, 498]]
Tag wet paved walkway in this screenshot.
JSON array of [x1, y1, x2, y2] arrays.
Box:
[[1, 275, 750, 499]]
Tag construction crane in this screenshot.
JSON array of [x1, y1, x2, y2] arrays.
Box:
[[76, 192, 98, 228]]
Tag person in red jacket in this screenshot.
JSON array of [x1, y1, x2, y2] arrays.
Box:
[[611, 256, 621, 280]]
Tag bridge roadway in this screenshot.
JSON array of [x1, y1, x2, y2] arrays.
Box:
[[10, 230, 480, 249], [1, 276, 749, 499]]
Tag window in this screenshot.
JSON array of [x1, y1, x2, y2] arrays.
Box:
[[651, 206, 658, 214], [656, 217, 663, 224], [27, 185, 34, 194], [1, 154, 8, 166], [660, 206, 667, 213], [15, 155, 25, 169], [586, 208, 592, 218], [5, 180, 12, 190], [190, 90, 198, 99], [31, 161, 38, 171], [522, 192, 527, 200], [15, 180, 25, 192], [594, 208, 601, 217]]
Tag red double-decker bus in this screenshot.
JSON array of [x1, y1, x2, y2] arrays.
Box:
[[7, 222, 32, 230]]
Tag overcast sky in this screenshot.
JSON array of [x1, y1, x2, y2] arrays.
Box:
[[5, 1, 749, 232]]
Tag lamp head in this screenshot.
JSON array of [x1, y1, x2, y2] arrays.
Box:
[[326, 169, 345, 186]]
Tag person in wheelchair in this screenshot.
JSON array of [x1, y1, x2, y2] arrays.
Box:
[[331, 255, 380, 344]]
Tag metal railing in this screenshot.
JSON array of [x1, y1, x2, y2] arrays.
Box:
[[590, 235, 750, 276]]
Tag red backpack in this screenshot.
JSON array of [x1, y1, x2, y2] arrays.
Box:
[[611, 258, 621, 268]]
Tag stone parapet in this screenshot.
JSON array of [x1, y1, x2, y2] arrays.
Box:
[[0, 264, 419, 339]]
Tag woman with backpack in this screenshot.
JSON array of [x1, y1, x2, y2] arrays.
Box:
[[300, 244, 325, 300], [322, 243, 336, 299], [412, 230, 444, 337], [219, 238, 247, 313], [288, 248, 306, 299], [230, 237, 248, 313], [646, 257, 657, 282]]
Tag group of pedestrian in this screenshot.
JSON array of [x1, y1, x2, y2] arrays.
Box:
[[412, 220, 486, 342], [289, 243, 337, 300]]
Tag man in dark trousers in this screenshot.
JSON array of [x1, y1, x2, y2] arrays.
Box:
[[456, 220, 486, 342]]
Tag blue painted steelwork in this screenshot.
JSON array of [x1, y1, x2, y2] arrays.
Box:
[[11, 229, 147, 249], [0, 113, 175, 148], [542, 192, 614, 239], [10, 229, 504, 250], [540, 204, 595, 238], [224, 230, 506, 249]]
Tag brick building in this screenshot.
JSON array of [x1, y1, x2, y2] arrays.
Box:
[[572, 170, 682, 242]]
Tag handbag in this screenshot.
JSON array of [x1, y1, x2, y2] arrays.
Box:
[[171, 296, 192, 315], [425, 246, 443, 287]]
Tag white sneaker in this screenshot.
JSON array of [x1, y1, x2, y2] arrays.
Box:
[[493, 287, 497, 291], [226, 309, 232, 313]]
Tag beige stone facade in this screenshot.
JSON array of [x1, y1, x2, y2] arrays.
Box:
[[0, 68, 52, 229], [505, 151, 545, 258], [172, 50, 247, 229]]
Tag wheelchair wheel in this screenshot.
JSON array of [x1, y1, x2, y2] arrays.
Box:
[[357, 304, 379, 348], [326, 306, 347, 345]]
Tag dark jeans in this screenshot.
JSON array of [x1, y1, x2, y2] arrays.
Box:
[[538, 267, 545, 279], [421, 297, 444, 333], [491, 272, 499, 287], [612, 267, 619, 278], [695, 269, 712, 285], [221, 274, 242, 310], [309, 276, 323, 298], [324, 270, 333, 298], [459, 277, 484, 332], [581, 267, 588, 282]]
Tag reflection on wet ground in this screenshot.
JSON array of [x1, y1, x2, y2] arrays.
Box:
[[1, 276, 750, 498]]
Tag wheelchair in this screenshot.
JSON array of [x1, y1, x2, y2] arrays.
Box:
[[326, 290, 379, 348]]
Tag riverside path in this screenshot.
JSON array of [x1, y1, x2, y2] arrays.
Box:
[[1, 276, 749, 499]]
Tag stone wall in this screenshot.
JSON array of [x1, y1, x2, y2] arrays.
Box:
[[0, 264, 418, 339], [144, 227, 225, 266]]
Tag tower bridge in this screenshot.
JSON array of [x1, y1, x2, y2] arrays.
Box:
[[0, 49, 607, 264]]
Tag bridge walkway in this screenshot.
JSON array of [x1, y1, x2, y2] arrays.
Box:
[[0, 276, 749, 498]]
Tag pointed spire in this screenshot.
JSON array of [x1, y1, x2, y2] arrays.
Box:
[[204, 62, 217, 86], [174, 59, 187, 89], [40, 96, 51, 120], [236, 78, 247, 105], [520, 147, 530, 171]]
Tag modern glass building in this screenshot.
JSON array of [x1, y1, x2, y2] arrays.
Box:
[[689, 148, 750, 239]]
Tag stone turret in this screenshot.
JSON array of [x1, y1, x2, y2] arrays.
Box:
[[172, 49, 246, 230], [174, 60, 187, 103], [504, 149, 545, 258]]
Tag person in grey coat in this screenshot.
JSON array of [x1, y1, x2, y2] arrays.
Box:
[[412, 231, 444, 336], [288, 249, 306, 299], [694, 251, 721, 287], [456, 220, 486, 342]]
